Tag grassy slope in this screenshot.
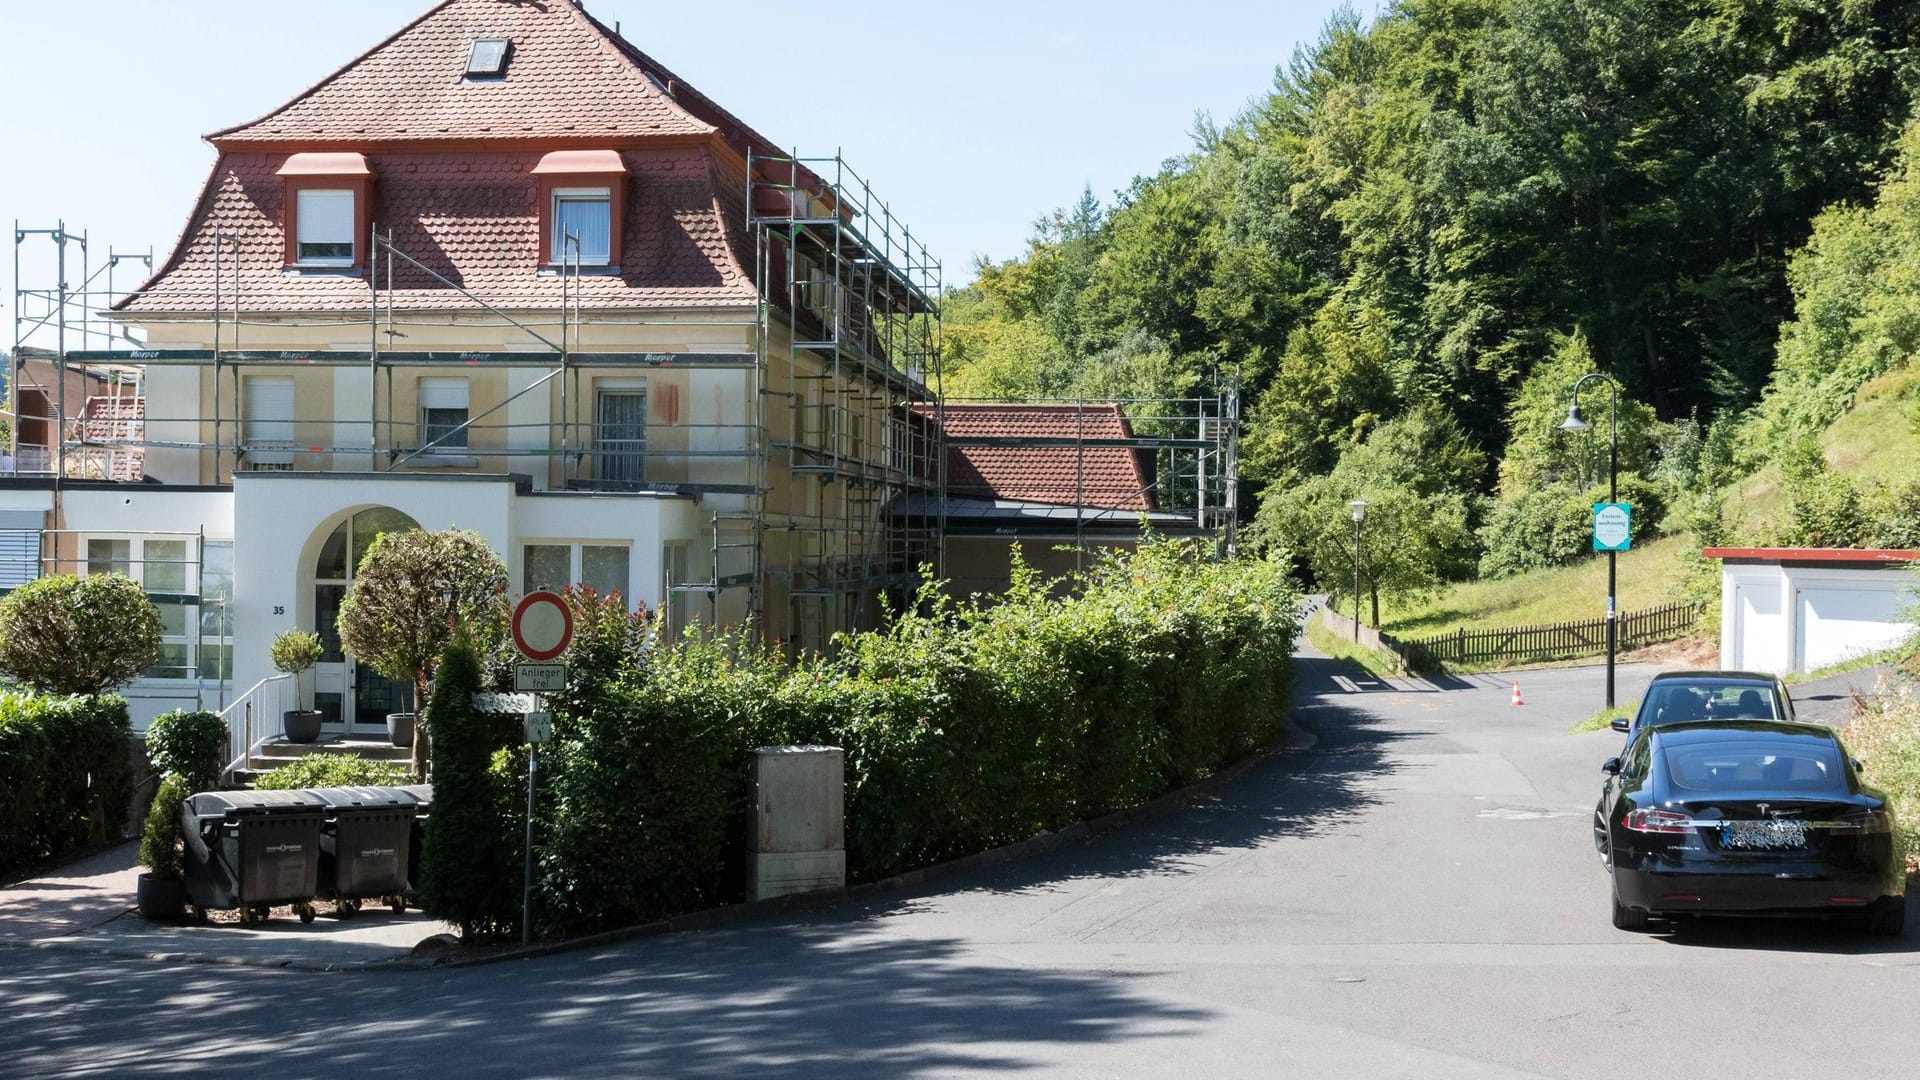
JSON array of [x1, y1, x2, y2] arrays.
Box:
[[1378, 534, 1692, 638], [1725, 367, 1920, 541], [1378, 368, 1917, 648]]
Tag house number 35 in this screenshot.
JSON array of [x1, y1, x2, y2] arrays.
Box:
[[273, 605, 286, 615]]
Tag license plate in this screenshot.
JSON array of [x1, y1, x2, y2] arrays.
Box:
[[1723, 820, 1807, 849]]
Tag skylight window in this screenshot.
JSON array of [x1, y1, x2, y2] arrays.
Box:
[[467, 38, 511, 78]]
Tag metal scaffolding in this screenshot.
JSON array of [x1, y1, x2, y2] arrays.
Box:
[[746, 151, 944, 643], [13, 155, 1242, 652], [10, 221, 152, 477]]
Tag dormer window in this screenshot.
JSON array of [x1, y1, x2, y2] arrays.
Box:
[[467, 38, 511, 78], [277, 152, 374, 271], [532, 150, 627, 269], [296, 190, 356, 265], [551, 189, 611, 265]]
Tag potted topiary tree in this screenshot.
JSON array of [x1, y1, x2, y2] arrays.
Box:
[[136, 774, 190, 920], [270, 630, 325, 744], [337, 529, 508, 778]]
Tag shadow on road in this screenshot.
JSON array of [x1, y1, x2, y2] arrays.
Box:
[[1642, 880, 1917, 956], [846, 653, 1418, 909], [0, 926, 1211, 1078]]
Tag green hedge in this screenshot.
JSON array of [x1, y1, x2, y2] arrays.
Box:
[[417, 641, 524, 940], [145, 709, 226, 794], [254, 754, 413, 791], [428, 541, 1301, 939], [0, 693, 134, 875]]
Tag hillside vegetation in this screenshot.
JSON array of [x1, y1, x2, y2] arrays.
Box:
[[940, 0, 1920, 635]]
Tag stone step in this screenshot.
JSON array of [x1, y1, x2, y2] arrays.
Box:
[[254, 737, 412, 763]]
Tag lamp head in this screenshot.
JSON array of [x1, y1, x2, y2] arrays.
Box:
[[1348, 499, 1367, 523], [1559, 403, 1590, 433]]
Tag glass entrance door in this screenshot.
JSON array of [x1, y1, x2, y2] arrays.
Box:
[[311, 507, 421, 734]]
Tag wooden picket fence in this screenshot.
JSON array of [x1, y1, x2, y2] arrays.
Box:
[[1389, 601, 1700, 672]]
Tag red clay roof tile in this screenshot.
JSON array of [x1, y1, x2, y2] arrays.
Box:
[[118, 148, 755, 314], [211, 0, 716, 145], [928, 404, 1155, 512]]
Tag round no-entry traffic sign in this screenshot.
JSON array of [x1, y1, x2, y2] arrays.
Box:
[[512, 591, 574, 660]]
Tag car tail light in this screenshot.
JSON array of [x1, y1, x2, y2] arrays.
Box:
[[1829, 896, 1870, 905], [1623, 809, 1691, 834], [1830, 811, 1893, 834]]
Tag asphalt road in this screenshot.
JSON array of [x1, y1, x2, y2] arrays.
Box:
[[0, 652, 1909, 1079]]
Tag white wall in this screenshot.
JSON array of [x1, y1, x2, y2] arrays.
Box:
[[511, 490, 700, 613], [1721, 561, 1919, 674], [61, 487, 234, 537], [230, 473, 520, 701]]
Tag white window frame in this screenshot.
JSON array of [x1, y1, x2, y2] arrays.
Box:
[[418, 377, 471, 455], [519, 541, 633, 607], [592, 380, 647, 485], [78, 535, 233, 683], [243, 376, 296, 468], [550, 187, 612, 266], [295, 188, 356, 267]]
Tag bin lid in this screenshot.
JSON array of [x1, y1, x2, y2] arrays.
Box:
[[312, 785, 415, 811], [184, 789, 328, 820], [394, 784, 433, 808]]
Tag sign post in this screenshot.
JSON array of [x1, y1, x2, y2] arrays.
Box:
[[509, 592, 572, 945], [1592, 502, 1631, 711]]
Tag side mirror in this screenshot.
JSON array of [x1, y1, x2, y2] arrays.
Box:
[[1851, 758, 1865, 773], [1602, 757, 1622, 776], [1609, 718, 1631, 734]]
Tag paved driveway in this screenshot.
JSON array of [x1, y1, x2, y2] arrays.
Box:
[[0, 652, 1909, 1078]]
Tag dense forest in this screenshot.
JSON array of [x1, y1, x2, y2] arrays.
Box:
[[940, 0, 1920, 602]]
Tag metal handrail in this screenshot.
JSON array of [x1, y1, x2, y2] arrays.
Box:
[[217, 672, 294, 782]]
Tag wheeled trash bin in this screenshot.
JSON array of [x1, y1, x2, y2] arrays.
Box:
[[180, 790, 326, 924], [314, 786, 417, 917], [395, 784, 432, 898]]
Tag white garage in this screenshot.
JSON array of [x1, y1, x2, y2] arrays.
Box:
[[1707, 547, 1919, 675]]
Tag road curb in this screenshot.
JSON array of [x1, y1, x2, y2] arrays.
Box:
[[11, 716, 1324, 976]]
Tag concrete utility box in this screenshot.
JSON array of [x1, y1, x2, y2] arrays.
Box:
[[747, 746, 845, 901]]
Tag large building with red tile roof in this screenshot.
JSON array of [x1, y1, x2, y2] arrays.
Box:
[[3, 0, 1231, 735], [2, 0, 948, 734]]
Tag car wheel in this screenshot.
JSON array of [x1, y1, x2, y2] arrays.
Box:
[[1611, 887, 1651, 932], [1593, 812, 1611, 868], [1862, 899, 1906, 937]]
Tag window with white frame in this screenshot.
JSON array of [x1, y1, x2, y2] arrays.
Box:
[[522, 543, 631, 604], [243, 376, 295, 467], [593, 385, 646, 485], [82, 536, 232, 681], [419, 377, 470, 454], [550, 188, 611, 265], [295, 189, 356, 265]]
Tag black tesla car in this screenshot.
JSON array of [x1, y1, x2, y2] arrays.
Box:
[[1608, 670, 1795, 738], [1597, 719, 1906, 934]]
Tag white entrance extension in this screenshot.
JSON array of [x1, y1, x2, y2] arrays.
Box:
[[6, 472, 703, 730], [1706, 547, 1919, 675]]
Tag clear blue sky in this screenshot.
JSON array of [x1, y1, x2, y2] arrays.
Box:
[[2, 0, 1345, 350]]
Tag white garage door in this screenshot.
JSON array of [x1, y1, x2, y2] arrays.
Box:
[[1796, 586, 1916, 671], [1734, 585, 1787, 674]]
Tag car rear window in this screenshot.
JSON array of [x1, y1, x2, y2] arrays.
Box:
[[1641, 679, 1779, 724], [1662, 739, 1846, 792]]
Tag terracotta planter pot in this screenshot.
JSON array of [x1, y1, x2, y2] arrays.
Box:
[[136, 873, 185, 921], [284, 709, 324, 744]]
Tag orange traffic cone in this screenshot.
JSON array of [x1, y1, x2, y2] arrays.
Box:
[[1511, 682, 1524, 707]]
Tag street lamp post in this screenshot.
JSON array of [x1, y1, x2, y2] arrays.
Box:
[[1348, 499, 1367, 641], [1561, 374, 1619, 709]]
